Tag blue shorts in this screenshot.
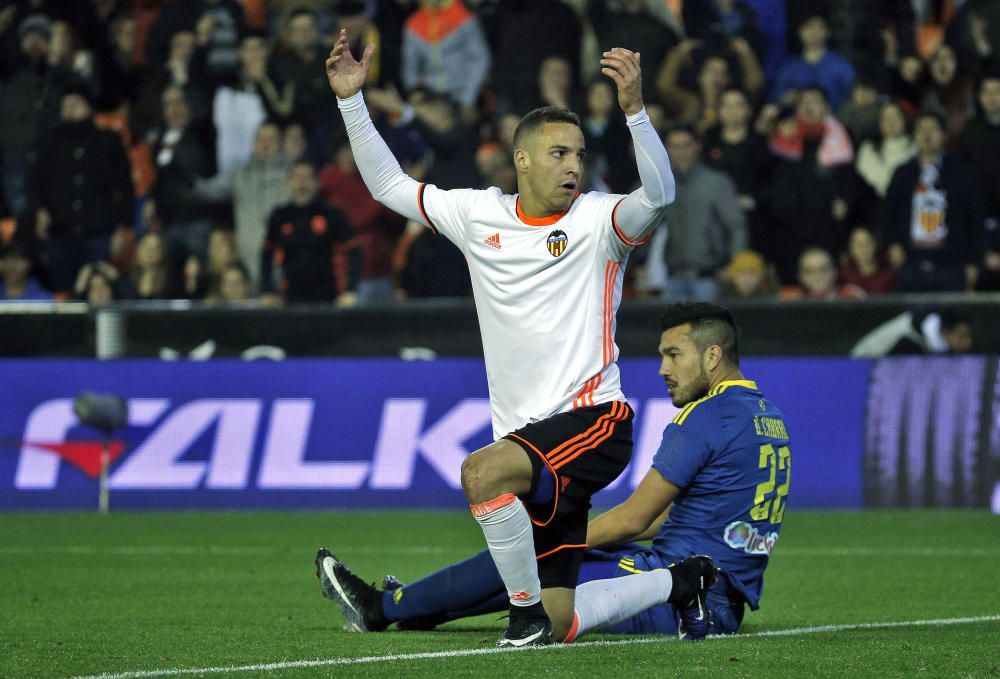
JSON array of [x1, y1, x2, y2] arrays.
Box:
[[579, 544, 744, 636]]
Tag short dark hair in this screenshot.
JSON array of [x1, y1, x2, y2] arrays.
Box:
[[659, 302, 740, 366], [914, 110, 946, 131], [939, 310, 972, 332], [512, 106, 581, 150]]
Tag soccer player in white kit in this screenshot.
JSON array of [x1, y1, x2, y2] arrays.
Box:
[[320, 29, 682, 647]]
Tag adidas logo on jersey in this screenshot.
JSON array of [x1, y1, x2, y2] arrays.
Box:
[[484, 233, 502, 250]]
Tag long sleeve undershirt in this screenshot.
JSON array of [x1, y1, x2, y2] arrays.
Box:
[[337, 91, 674, 240]]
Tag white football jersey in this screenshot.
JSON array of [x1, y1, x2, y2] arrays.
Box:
[[420, 184, 647, 439]]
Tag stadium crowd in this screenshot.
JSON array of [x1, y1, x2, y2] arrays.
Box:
[[1, 0, 1000, 305]]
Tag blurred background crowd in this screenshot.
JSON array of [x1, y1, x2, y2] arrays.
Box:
[[1, 0, 1000, 307]]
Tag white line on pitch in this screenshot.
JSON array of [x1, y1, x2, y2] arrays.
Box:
[[3, 545, 999, 557], [70, 614, 1000, 679]]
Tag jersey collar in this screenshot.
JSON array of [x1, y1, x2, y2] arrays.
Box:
[[710, 379, 758, 395], [515, 194, 579, 226]]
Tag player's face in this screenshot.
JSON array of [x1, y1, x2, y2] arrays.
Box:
[[520, 122, 585, 213], [658, 324, 712, 407]]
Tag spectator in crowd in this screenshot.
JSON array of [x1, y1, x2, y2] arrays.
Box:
[[643, 126, 747, 301], [0, 13, 70, 217], [958, 74, 1000, 291], [282, 121, 309, 162], [718, 249, 779, 299], [781, 246, 865, 300], [856, 101, 918, 197], [851, 309, 974, 356], [744, 0, 787, 83], [131, 230, 183, 299], [770, 13, 855, 111], [883, 112, 984, 292], [838, 73, 883, 143], [580, 78, 633, 193], [73, 260, 136, 304], [194, 120, 291, 288], [46, 20, 99, 95], [533, 56, 582, 113], [211, 32, 293, 173], [260, 160, 359, 305], [587, 0, 680, 96], [365, 87, 480, 190], [320, 140, 405, 305], [183, 226, 241, 299], [919, 44, 975, 144], [334, 0, 391, 87], [30, 85, 134, 293], [835, 0, 918, 92], [683, 0, 767, 67], [136, 29, 212, 130], [206, 260, 254, 305], [656, 38, 764, 133], [839, 225, 898, 295], [396, 220, 472, 299], [489, 0, 582, 115], [95, 12, 147, 113], [768, 86, 858, 283], [271, 8, 341, 143], [146, 84, 217, 257], [400, 0, 490, 115], [0, 240, 51, 302], [193, 0, 246, 81], [701, 87, 773, 253], [474, 142, 516, 194]]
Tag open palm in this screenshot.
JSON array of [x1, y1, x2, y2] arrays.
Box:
[[325, 29, 375, 99]]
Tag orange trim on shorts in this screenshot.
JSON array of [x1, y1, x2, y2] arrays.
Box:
[[549, 402, 630, 470], [506, 433, 561, 528], [535, 543, 588, 561], [469, 492, 517, 518], [545, 401, 623, 465], [417, 183, 438, 234]]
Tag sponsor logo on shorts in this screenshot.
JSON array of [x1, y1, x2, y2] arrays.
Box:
[[724, 520, 778, 555]]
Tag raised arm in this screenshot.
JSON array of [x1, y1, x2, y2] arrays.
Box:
[[601, 48, 675, 243], [326, 30, 424, 224]]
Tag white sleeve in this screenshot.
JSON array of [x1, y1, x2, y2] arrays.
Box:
[[337, 91, 425, 225], [612, 107, 675, 245], [338, 92, 475, 245]]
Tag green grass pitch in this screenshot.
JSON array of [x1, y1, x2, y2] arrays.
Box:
[[2, 510, 998, 678]]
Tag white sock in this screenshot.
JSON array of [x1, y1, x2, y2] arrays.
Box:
[[566, 569, 673, 642], [471, 493, 541, 607]]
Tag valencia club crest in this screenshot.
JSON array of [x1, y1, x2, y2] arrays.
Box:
[[546, 230, 568, 257]]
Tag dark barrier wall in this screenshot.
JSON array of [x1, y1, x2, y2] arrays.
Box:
[[2, 357, 997, 511], [1, 295, 999, 358]]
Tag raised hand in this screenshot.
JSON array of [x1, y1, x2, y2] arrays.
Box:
[[325, 28, 375, 99], [600, 48, 643, 116]]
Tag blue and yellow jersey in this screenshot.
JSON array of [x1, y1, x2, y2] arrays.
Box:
[[651, 379, 790, 610]]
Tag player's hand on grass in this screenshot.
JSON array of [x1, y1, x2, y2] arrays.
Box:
[[601, 47, 644, 117], [326, 28, 375, 100]]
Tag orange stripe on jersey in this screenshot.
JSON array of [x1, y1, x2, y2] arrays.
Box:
[[417, 183, 438, 234], [545, 401, 622, 465], [536, 543, 588, 561], [515, 195, 578, 226], [572, 378, 591, 409], [602, 261, 620, 367], [548, 402, 628, 469], [612, 197, 651, 246]]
